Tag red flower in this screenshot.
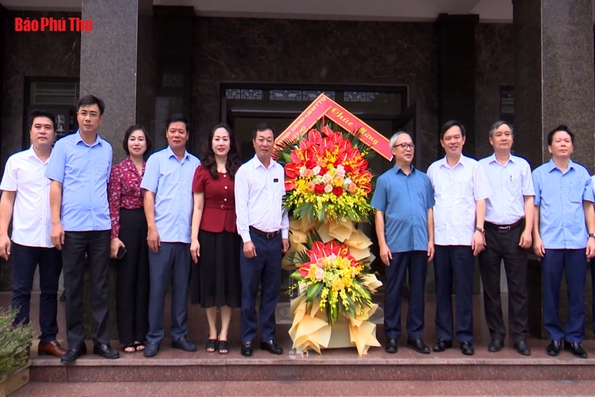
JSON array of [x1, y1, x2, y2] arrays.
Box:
[[333, 186, 343, 196], [314, 184, 325, 195]]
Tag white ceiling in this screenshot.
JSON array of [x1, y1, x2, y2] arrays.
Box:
[[1, 0, 514, 22]]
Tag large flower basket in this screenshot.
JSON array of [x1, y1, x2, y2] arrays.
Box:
[[275, 98, 390, 355]]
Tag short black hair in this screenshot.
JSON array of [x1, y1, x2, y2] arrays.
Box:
[[547, 124, 574, 146], [252, 122, 275, 140], [440, 120, 466, 140], [77, 94, 105, 115], [166, 113, 191, 133], [122, 124, 153, 158], [28, 109, 56, 132]]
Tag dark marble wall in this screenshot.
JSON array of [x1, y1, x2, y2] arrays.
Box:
[[193, 17, 439, 170], [0, 11, 80, 291], [1, 11, 80, 167], [474, 23, 514, 160]]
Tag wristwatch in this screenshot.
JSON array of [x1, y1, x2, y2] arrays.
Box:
[[475, 226, 485, 234], [589, 233, 595, 239]]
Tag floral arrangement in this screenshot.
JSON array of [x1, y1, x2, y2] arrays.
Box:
[[289, 239, 375, 325], [277, 124, 373, 223]]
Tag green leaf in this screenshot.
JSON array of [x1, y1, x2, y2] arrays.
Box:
[[306, 282, 323, 301]]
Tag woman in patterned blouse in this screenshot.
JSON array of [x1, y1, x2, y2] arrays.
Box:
[[108, 125, 153, 353]]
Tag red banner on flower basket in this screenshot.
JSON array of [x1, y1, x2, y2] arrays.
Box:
[[274, 93, 392, 161]]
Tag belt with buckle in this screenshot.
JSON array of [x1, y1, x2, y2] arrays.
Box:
[[485, 219, 524, 234], [249, 226, 280, 239]]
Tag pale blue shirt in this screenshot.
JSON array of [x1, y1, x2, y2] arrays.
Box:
[[140, 146, 200, 244], [427, 155, 493, 246], [234, 155, 289, 243], [45, 131, 112, 231], [371, 165, 434, 253], [479, 154, 534, 225], [533, 159, 593, 249]]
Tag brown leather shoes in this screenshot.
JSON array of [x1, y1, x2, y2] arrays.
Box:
[[38, 340, 67, 357]]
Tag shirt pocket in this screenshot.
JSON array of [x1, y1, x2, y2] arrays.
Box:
[[569, 182, 584, 204], [506, 173, 522, 202]]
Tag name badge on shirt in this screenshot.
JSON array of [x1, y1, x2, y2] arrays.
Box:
[[273, 178, 279, 183]]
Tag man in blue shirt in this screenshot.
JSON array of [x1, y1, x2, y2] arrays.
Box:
[[371, 131, 434, 354], [46, 95, 118, 363], [533, 125, 595, 358], [141, 114, 201, 358]]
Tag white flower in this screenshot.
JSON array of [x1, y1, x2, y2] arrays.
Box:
[[315, 267, 324, 281], [336, 164, 346, 177], [324, 184, 333, 193], [322, 173, 333, 184], [299, 166, 307, 177], [312, 165, 321, 175]]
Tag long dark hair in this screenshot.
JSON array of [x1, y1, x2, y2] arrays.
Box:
[[201, 123, 241, 180]]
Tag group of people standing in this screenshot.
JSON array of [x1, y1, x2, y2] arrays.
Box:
[[1, 95, 287, 362], [374, 120, 595, 358], [3, 93, 594, 361]]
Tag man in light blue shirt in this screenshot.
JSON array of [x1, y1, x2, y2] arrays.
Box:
[[533, 125, 595, 358], [479, 121, 534, 356], [141, 114, 201, 358], [371, 131, 434, 355], [46, 95, 118, 363]]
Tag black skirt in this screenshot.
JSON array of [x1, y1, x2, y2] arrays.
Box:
[[191, 229, 241, 308]]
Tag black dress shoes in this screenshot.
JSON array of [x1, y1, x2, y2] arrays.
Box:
[[60, 343, 87, 364], [460, 341, 474, 356], [172, 337, 197, 352], [241, 341, 253, 357], [407, 339, 430, 354], [513, 340, 531, 356], [143, 342, 160, 357], [546, 340, 562, 356], [93, 343, 119, 359], [432, 339, 452, 352], [260, 340, 283, 355], [488, 339, 503, 353], [564, 341, 588, 358], [385, 339, 398, 354]]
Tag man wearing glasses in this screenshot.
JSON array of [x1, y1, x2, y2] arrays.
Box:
[[371, 131, 435, 354], [427, 120, 492, 356], [46, 94, 118, 363]]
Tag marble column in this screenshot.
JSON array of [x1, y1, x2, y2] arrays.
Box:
[[513, 0, 594, 171], [514, 0, 595, 339], [435, 14, 479, 158], [80, 0, 154, 162]]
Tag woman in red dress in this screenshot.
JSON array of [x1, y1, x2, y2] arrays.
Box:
[[108, 124, 152, 353], [190, 123, 241, 354]]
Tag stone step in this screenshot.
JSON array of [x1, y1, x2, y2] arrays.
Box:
[[11, 380, 595, 397], [29, 340, 595, 383]]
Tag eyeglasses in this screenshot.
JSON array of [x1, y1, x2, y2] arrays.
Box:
[[392, 143, 415, 150]]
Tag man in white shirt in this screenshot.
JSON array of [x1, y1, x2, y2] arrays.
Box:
[[427, 120, 492, 356], [0, 110, 65, 357], [479, 121, 534, 356], [234, 122, 289, 357]]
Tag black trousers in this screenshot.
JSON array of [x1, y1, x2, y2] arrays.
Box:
[[478, 222, 529, 343], [62, 230, 111, 348], [116, 208, 149, 345]]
